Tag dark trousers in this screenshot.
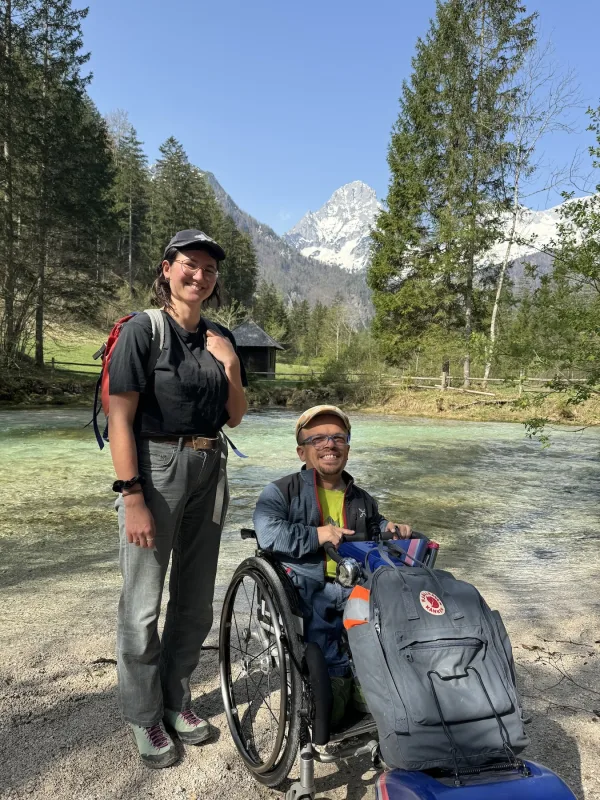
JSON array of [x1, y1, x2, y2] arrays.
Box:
[[291, 572, 352, 678]]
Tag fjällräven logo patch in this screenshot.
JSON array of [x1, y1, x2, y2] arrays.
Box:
[[419, 591, 445, 615]]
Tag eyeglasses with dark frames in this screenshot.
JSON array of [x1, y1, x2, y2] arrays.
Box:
[[299, 433, 350, 449]]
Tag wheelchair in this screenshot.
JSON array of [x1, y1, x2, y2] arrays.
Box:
[[218, 528, 384, 800], [218, 529, 577, 800]]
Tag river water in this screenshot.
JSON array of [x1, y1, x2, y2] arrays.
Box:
[[1, 408, 598, 623]]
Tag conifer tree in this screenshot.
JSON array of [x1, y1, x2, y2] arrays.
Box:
[[215, 214, 257, 307], [150, 137, 257, 307], [0, 0, 115, 364], [150, 138, 217, 260], [369, 0, 536, 383], [26, 0, 97, 364], [0, 5, 258, 366], [287, 299, 310, 357], [541, 106, 600, 386], [107, 113, 150, 293], [52, 98, 115, 314], [304, 302, 328, 359], [0, 0, 37, 359], [252, 281, 288, 341]]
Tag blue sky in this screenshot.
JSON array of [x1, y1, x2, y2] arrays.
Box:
[[79, 0, 600, 234]]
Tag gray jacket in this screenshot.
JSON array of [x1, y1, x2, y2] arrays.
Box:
[[253, 466, 389, 582]]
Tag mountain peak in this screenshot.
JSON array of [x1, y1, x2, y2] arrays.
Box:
[[328, 180, 377, 202], [283, 181, 381, 271]]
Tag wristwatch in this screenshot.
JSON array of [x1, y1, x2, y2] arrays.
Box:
[[112, 475, 146, 493]]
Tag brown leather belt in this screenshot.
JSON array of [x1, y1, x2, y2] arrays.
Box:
[[148, 436, 219, 451]]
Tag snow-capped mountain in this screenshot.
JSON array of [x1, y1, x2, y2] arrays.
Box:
[[283, 181, 382, 272], [486, 203, 565, 263], [484, 196, 594, 284], [284, 176, 593, 277], [202, 171, 372, 316]]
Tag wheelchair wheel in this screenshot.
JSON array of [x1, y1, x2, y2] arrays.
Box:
[[219, 556, 304, 787]]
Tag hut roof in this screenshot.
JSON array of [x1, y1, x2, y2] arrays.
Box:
[[231, 320, 284, 350]]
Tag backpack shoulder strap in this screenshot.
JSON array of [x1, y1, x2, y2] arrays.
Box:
[[143, 309, 166, 374]]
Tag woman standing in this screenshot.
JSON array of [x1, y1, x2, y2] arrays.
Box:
[[108, 230, 248, 768]]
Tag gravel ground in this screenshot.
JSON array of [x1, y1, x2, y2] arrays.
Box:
[[1, 540, 599, 800]]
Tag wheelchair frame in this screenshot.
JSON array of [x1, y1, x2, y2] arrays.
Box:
[[218, 531, 381, 800]]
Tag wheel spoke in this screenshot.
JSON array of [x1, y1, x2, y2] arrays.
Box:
[[229, 641, 271, 663], [221, 564, 299, 778]]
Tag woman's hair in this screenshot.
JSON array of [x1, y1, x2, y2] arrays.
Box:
[[152, 247, 223, 310]]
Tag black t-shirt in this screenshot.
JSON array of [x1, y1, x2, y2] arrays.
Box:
[[108, 311, 247, 438]]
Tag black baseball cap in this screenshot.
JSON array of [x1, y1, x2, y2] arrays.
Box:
[[163, 229, 226, 261]]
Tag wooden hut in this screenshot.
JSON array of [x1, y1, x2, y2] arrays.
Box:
[[231, 321, 284, 379]]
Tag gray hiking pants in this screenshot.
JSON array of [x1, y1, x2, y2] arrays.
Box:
[[115, 437, 228, 727]]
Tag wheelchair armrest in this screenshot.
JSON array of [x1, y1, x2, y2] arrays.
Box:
[[240, 528, 257, 540]]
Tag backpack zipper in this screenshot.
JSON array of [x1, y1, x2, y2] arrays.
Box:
[[406, 638, 482, 651], [371, 577, 413, 707], [404, 638, 482, 662]]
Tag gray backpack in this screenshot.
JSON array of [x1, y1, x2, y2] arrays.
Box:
[[343, 560, 529, 773]]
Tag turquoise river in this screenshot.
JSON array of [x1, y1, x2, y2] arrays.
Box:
[[0, 408, 598, 621]]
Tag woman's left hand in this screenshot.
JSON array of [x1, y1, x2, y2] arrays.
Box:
[[206, 330, 239, 369]]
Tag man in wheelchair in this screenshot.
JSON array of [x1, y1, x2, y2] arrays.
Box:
[[253, 404, 411, 727]]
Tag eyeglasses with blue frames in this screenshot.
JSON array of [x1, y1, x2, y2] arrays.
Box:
[[299, 433, 350, 449]]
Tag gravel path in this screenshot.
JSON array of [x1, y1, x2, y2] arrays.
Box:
[[1, 530, 599, 800]]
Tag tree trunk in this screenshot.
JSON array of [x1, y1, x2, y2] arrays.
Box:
[[1, 0, 17, 361], [35, 241, 47, 367], [464, 0, 488, 389], [463, 270, 473, 387], [482, 161, 521, 388], [128, 178, 133, 295], [35, 3, 50, 368]]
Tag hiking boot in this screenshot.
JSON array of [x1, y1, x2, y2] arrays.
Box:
[[129, 722, 178, 769], [330, 676, 353, 728], [164, 708, 211, 745], [352, 679, 369, 714]]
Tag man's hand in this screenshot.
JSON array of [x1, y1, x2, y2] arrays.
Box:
[[386, 521, 412, 540], [317, 524, 355, 548]]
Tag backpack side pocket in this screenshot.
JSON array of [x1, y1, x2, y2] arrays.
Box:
[[348, 621, 408, 736]]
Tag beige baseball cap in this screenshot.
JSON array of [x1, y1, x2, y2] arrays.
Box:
[[295, 405, 351, 443]]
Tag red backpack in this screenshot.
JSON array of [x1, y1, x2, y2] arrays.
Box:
[[91, 309, 165, 449]]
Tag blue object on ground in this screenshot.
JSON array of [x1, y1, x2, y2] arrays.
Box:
[[375, 761, 576, 800]]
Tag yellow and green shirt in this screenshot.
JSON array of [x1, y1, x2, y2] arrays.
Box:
[[317, 486, 346, 579]]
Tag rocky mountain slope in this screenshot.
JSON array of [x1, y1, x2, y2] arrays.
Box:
[[202, 172, 371, 321], [283, 181, 381, 272]]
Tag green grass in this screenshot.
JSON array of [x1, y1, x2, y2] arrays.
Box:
[[42, 321, 105, 374], [275, 361, 318, 377]]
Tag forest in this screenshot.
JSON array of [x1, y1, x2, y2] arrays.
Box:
[[0, 0, 598, 415]]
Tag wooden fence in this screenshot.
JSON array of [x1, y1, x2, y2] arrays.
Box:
[[43, 358, 581, 394]]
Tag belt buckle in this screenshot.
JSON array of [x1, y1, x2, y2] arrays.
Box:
[[192, 436, 216, 451]]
